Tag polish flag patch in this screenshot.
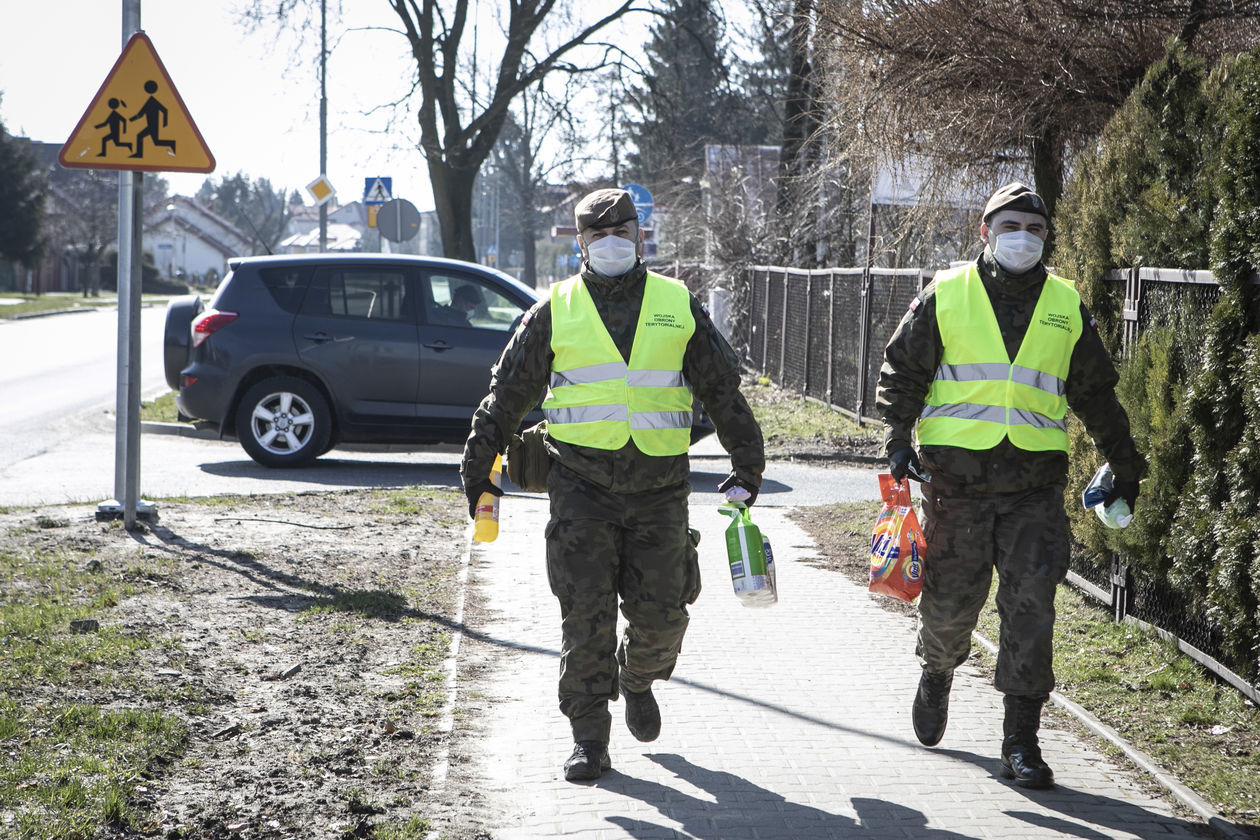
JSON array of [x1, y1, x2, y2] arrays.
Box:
[[908, 297, 921, 312]]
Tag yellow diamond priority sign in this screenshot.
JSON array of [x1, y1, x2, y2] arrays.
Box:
[[59, 32, 215, 173]]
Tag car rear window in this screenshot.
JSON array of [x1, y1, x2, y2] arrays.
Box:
[[259, 266, 313, 313]]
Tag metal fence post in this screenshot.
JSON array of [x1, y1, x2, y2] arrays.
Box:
[[855, 268, 875, 424], [827, 270, 835, 404], [1110, 558, 1133, 622], [1121, 266, 1143, 358], [779, 270, 788, 383], [760, 270, 770, 372], [803, 271, 812, 395]]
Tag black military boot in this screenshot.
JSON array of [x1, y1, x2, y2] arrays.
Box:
[[1000, 694, 1055, 789], [912, 669, 953, 746], [563, 740, 611, 782], [624, 685, 661, 742]]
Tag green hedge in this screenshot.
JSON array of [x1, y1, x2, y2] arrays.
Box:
[[1057, 40, 1260, 680]]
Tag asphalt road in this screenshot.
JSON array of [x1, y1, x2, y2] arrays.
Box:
[[0, 307, 884, 511], [0, 412, 884, 511], [0, 304, 168, 471]]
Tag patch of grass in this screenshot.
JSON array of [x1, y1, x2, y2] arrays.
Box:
[[151, 494, 246, 508], [373, 815, 432, 839], [385, 633, 452, 716], [0, 546, 196, 837], [0, 294, 114, 319], [304, 589, 409, 619], [139, 390, 182, 424], [744, 378, 879, 444], [369, 488, 448, 516]]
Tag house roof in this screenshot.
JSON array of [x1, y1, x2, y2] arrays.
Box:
[[277, 223, 362, 252]]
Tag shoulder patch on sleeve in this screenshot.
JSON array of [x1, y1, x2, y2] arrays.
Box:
[[908, 296, 921, 312], [521, 309, 533, 327], [1089, 315, 1097, 330], [700, 303, 711, 320]]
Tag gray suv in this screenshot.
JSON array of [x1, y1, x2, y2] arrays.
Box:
[[164, 253, 543, 467], [164, 253, 714, 467]]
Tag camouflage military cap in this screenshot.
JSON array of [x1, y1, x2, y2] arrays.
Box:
[[575, 188, 637, 232], [983, 182, 1048, 222]]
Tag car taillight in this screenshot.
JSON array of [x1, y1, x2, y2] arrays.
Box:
[[191, 309, 239, 348]]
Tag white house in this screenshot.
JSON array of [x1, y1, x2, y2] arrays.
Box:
[[143, 195, 253, 283]]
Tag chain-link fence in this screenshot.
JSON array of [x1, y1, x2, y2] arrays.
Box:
[[744, 266, 932, 424], [741, 263, 1260, 700]]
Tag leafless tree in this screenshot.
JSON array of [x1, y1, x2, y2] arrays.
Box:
[[813, 0, 1260, 229], [245, 1, 649, 261], [490, 74, 593, 288]]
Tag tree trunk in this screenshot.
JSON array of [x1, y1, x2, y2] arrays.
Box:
[[430, 161, 479, 262], [776, 0, 818, 264], [1031, 127, 1064, 248]]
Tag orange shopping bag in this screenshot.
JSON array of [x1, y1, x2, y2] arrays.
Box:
[[869, 473, 926, 602]]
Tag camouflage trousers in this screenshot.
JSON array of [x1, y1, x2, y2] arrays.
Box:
[[917, 483, 1069, 696], [545, 464, 698, 744]]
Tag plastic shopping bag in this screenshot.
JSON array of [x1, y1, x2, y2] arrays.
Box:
[[869, 473, 926, 602]]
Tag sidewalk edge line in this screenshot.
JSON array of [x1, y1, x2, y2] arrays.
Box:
[[426, 523, 475, 802], [971, 630, 1250, 840]]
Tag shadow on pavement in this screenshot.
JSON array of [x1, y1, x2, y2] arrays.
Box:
[[600, 753, 976, 840], [1004, 784, 1222, 839]]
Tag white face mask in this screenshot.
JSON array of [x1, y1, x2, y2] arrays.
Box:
[[584, 235, 638, 277], [988, 230, 1044, 274]]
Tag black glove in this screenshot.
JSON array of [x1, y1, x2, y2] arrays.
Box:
[[1105, 478, 1140, 513], [464, 478, 503, 520], [718, 472, 759, 506], [889, 447, 924, 483]]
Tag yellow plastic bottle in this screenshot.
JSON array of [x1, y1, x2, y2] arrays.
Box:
[[472, 454, 502, 543]]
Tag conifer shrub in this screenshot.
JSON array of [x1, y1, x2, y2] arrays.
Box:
[[1067, 327, 1192, 580], [1055, 41, 1214, 352], [1058, 41, 1260, 679], [1167, 46, 1260, 679]]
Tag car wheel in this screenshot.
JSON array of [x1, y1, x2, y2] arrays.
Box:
[[163, 295, 204, 390], [235, 377, 331, 468]]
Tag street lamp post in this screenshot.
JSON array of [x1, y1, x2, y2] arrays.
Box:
[[165, 202, 183, 279]]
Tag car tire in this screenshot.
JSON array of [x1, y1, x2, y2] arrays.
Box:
[[235, 377, 332, 468], [163, 295, 205, 390]]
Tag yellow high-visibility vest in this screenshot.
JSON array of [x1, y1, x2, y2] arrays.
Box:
[[916, 264, 1082, 452], [543, 271, 695, 455]]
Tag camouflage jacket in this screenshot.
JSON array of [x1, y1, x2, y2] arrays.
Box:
[[460, 261, 765, 495], [876, 252, 1145, 496]]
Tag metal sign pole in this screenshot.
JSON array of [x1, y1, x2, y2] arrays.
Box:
[[112, 168, 133, 509], [100, 0, 154, 527]]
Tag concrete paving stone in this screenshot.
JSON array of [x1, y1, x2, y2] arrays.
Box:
[[455, 497, 1220, 839]]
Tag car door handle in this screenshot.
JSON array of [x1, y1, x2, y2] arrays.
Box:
[[302, 332, 334, 343], [423, 340, 453, 352]]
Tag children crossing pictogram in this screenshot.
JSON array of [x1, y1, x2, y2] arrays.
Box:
[[60, 32, 214, 173], [94, 98, 132, 156], [128, 80, 176, 159]]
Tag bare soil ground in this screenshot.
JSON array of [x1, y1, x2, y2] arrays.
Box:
[[3, 489, 496, 839]]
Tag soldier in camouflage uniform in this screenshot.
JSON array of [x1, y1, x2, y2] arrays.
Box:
[[460, 188, 765, 782], [876, 183, 1144, 789]]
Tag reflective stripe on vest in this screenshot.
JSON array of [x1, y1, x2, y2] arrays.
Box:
[[542, 271, 695, 455], [916, 264, 1082, 452]]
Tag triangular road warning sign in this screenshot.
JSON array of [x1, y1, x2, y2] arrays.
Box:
[[59, 32, 215, 173]]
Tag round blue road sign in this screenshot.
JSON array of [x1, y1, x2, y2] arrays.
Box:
[[622, 183, 653, 225]]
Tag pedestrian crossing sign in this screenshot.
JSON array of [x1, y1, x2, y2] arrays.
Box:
[[59, 32, 215, 173], [364, 177, 392, 206]]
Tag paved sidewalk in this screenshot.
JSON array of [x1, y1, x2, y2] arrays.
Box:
[[458, 494, 1215, 840]]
